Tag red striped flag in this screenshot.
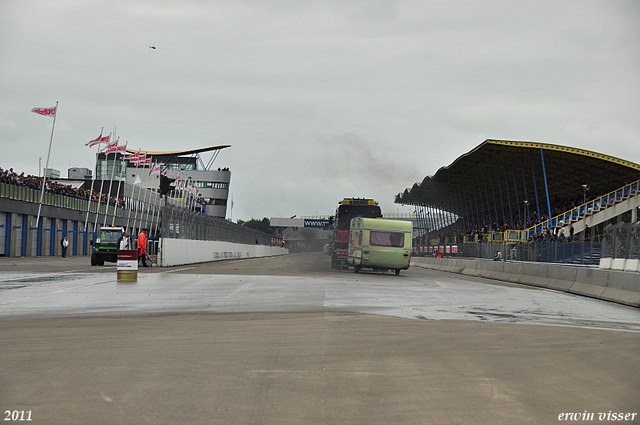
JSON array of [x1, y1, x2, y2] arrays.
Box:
[[126, 152, 141, 163], [31, 106, 57, 117], [149, 162, 161, 176], [86, 134, 110, 147], [105, 140, 118, 153], [105, 141, 126, 154]]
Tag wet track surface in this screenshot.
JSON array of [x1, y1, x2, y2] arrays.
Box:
[[2, 253, 639, 425], [1, 255, 639, 332]]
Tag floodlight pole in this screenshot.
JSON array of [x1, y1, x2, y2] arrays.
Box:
[[582, 184, 589, 205]]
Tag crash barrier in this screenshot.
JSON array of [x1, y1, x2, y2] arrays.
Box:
[[159, 238, 288, 267], [412, 256, 640, 308]]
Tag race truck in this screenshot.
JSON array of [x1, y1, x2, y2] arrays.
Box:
[[330, 198, 382, 269], [91, 226, 125, 266]]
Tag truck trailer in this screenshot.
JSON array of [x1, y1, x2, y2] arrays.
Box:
[[330, 198, 382, 269]]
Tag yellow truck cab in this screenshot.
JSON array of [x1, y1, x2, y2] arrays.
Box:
[[348, 217, 412, 275]]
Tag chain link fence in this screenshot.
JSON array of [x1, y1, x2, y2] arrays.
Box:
[[602, 221, 640, 260], [457, 240, 601, 265], [160, 203, 273, 245]]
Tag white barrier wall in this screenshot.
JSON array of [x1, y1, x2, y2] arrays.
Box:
[[159, 238, 288, 267], [412, 257, 640, 308]]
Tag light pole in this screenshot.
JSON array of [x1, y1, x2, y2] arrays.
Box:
[[582, 184, 590, 205], [524, 200, 530, 227]]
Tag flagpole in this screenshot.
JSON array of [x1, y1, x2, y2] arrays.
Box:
[[112, 141, 127, 226], [143, 159, 159, 238], [36, 101, 58, 228], [84, 128, 105, 243], [126, 149, 141, 232], [132, 154, 147, 237], [180, 173, 187, 209], [93, 134, 111, 234], [137, 160, 150, 237], [104, 137, 119, 227], [140, 158, 154, 235], [151, 163, 163, 245], [139, 159, 151, 233]]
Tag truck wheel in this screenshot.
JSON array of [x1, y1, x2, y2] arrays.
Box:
[[395, 268, 400, 276], [98, 259, 105, 266], [354, 265, 361, 273], [91, 254, 97, 266]]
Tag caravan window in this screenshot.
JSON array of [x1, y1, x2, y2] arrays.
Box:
[[370, 231, 404, 247]]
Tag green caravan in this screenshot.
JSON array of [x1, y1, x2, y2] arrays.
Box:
[[348, 217, 412, 275]]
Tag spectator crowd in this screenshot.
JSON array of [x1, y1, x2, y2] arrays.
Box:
[[418, 190, 613, 246], [1, 166, 206, 210], [0, 167, 125, 207]]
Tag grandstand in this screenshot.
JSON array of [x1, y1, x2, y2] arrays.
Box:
[[396, 139, 640, 266], [0, 160, 273, 258]]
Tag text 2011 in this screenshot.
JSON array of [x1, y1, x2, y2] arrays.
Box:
[[4, 411, 32, 421]]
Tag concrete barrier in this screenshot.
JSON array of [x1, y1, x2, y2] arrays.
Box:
[[602, 271, 640, 306], [411, 257, 640, 308], [516, 262, 548, 288], [611, 258, 626, 271], [159, 238, 288, 267], [543, 264, 578, 291], [624, 259, 640, 273], [571, 268, 608, 299], [599, 258, 612, 269]]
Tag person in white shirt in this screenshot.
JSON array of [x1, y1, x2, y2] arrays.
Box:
[[118, 232, 130, 250], [61, 234, 69, 258]]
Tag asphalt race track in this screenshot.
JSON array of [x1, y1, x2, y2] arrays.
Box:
[[1, 253, 639, 424]]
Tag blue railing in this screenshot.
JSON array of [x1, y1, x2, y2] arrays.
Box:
[[524, 179, 640, 239]]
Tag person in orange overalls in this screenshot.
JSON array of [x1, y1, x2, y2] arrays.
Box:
[[137, 230, 149, 267]]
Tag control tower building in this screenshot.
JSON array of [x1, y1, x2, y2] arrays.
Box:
[[96, 145, 231, 219]]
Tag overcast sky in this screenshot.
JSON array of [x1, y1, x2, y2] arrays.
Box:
[[1, 1, 638, 221]]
